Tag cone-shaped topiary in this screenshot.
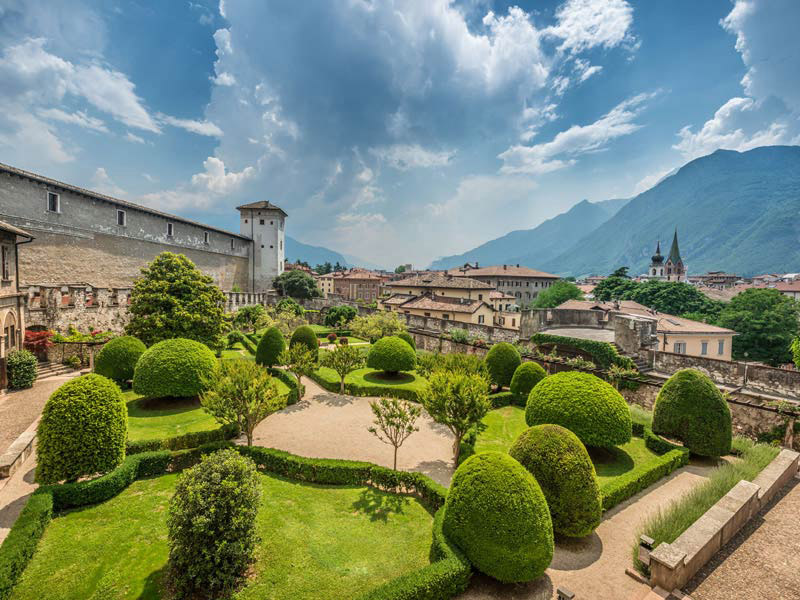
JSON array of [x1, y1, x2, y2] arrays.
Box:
[[525, 371, 631, 448], [510, 361, 547, 400], [366, 336, 416, 376], [36, 374, 127, 484], [509, 424, 602, 537], [397, 331, 416, 350], [256, 326, 286, 367], [133, 338, 217, 399], [442, 452, 553, 582], [652, 369, 732, 457], [94, 335, 147, 385], [484, 342, 521, 389], [290, 325, 318, 361]]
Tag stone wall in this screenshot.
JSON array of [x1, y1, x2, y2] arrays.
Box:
[[520, 307, 611, 337]]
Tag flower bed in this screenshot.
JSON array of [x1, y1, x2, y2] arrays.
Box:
[[310, 367, 428, 402]]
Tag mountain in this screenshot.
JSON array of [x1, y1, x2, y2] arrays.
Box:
[[342, 253, 386, 271], [428, 198, 628, 270], [541, 146, 800, 277], [285, 236, 350, 267]]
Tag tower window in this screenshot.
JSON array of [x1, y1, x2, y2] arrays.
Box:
[[270, 221, 273, 225], [204, 231, 210, 244], [116, 210, 126, 226], [230, 239, 235, 250], [260, 219, 265, 225], [244, 219, 248, 223], [167, 222, 174, 237], [47, 192, 60, 213]]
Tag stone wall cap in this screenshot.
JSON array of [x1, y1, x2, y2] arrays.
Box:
[[650, 543, 686, 569]]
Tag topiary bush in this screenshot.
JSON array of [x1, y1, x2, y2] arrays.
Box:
[[36, 374, 127, 484], [290, 325, 318, 361], [525, 371, 631, 448], [7, 349, 38, 389], [510, 361, 546, 400], [167, 449, 261, 599], [133, 338, 218, 399], [509, 424, 602, 537], [367, 336, 416, 376], [442, 452, 553, 582], [484, 342, 521, 389], [397, 331, 416, 350], [324, 304, 357, 327], [652, 369, 732, 457], [94, 335, 147, 385], [255, 326, 286, 367]]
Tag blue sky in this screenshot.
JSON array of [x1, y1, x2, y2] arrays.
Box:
[[1, 0, 798, 269]]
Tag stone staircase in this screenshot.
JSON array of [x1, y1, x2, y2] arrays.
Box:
[[35, 361, 76, 382], [611, 343, 652, 373]]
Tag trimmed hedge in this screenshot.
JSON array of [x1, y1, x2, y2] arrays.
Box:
[[367, 336, 417, 375], [290, 325, 319, 360], [94, 335, 146, 384], [509, 424, 602, 537], [0, 492, 52, 600], [601, 444, 688, 510], [397, 331, 416, 351], [256, 326, 285, 366], [6, 349, 37, 390], [309, 369, 422, 403], [652, 369, 732, 457], [530, 333, 635, 369], [483, 342, 521, 389], [442, 452, 553, 583], [525, 371, 632, 448], [509, 361, 546, 401], [133, 338, 218, 399]]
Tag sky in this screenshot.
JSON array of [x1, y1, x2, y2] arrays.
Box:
[[0, 0, 798, 269]]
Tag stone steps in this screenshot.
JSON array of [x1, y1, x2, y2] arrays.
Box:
[[35, 361, 75, 381]]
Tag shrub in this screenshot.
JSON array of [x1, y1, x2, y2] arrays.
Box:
[[94, 336, 146, 384], [290, 325, 319, 361], [63, 355, 81, 369], [397, 331, 416, 350], [255, 326, 285, 367], [327, 332, 338, 343], [23, 330, 53, 358], [6, 349, 37, 389], [525, 371, 631, 448], [36, 374, 127, 484], [133, 338, 218, 399], [530, 333, 634, 369], [509, 425, 602, 537], [276, 296, 305, 316], [652, 369, 732, 457], [0, 491, 53, 600], [484, 342, 521, 389], [324, 304, 357, 327], [449, 328, 470, 344], [509, 361, 546, 400], [367, 336, 416, 375], [442, 452, 553, 582], [167, 449, 261, 599]]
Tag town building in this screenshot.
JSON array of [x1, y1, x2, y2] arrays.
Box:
[[446, 264, 559, 306], [381, 293, 496, 326], [317, 272, 335, 298], [647, 230, 687, 282], [319, 268, 389, 301], [0, 220, 34, 388], [769, 281, 800, 301], [689, 272, 741, 288], [284, 259, 312, 274], [384, 273, 493, 301]]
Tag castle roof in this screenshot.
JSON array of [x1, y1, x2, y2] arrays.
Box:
[[667, 229, 683, 264], [236, 200, 288, 217], [651, 240, 664, 264]]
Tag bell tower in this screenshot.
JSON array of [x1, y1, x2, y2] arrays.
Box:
[[649, 240, 664, 279]]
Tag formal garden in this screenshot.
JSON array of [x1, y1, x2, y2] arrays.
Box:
[[0, 252, 787, 600]]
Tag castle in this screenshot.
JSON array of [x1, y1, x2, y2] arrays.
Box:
[[648, 229, 686, 282], [0, 162, 285, 292]]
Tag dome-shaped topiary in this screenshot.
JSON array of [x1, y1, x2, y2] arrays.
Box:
[[256, 326, 286, 367], [510, 361, 546, 400], [290, 325, 318, 361], [484, 342, 521, 389], [525, 371, 631, 448], [36, 374, 127, 484], [94, 335, 147, 384], [442, 452, 553, 582], [509, 424, 602, 537], [652, 369, 731, 457], [133, 338, 217, 399], [397, 331, 416, 350], [366, 336, 416, 375]]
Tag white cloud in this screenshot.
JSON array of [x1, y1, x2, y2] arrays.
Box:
[[499, 92, 654, 175], [573, 58, 602, 83], [0, 111, 73, 163], [37, 108, 107, 132], [91, 167, 126, 197], [337, 212, 387, 227], [634, 166, 678, 195], [142, 173, 158, 183], [370, 144, 455, 170], [546, 0, 636, 54], [125, 131, 145, 144], [158, 114, 223, 137], [212, 72, 236, 86], [190, 156, 255, 193]]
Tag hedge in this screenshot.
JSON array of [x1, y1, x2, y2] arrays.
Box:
[[255, 327, 285, 366], [530, 333, 635, 370], [290, 325, 319, 360], [6, 349, 38, 389], [133, 338, 218, 399], [0, 492, 52, 600], [509, 361, 546, 401], [94, 336, 146, 384], [309, 369, 422, 403], [483, 342, 521, 389], [367, 336, 417, 375]]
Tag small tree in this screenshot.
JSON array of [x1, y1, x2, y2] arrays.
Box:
[[233, 304, 266, 332], [368, 398, 421, 470], [531, 280, 584, 309], [321, 343, 364, 393], [324, 305, 357, 328], [278, 343, 317, 400], [201, 360, 286, 445], [276, 297, 305, 316], [421, 371, 491, 464], [791, 338, 800, 370], [274, 270, 321, 299], [350, 311, 407, 342]]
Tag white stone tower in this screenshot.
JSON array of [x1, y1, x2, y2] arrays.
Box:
[[236, 201, 287, 292]]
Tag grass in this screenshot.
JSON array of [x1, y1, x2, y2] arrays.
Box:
[[10, 473, 434, 600], [314, 367, 429, 394], [473, 406, 528, 454], [633, 437, 780, 574]]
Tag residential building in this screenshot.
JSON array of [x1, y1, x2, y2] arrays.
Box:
[[381, 293, 496, 326], [487, 290, 516, 312], [284, 259, 312, 274], [0, 220, 34, 389], [447, 264, 559, 306], [689, 271, 741, 288], [771, 281, 800, 301], [384, 273, 493, 301], [317, 272, 335, 298], [330, 269, 388, 301]]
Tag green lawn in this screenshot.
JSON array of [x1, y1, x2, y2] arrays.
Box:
[[11, 473, 434, 600], [220, 348, 255, 360], [314, 367, 428, 395]]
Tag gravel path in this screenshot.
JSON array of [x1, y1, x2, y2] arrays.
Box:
[[0, 453, 36, 544], [684, 477, 800, 599], [252, 377, 456, 486]]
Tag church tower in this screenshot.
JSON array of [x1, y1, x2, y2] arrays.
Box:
[[236, 201, 287, 292], [664, 228, 686, 282], [649, 240, 665, 279]]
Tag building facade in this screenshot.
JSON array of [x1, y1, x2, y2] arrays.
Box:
[[0, 220, 33, 388], [447, 264, 559, 306]]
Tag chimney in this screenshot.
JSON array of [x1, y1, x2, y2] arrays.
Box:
[[516, 264, 520, 268], [475, 262, 479, 268], [503, 264, 507, 270]]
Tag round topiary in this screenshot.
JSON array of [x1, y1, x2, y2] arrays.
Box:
[[525, 371, 631, 448], [484, 342, 521, 389], [509, 424, 602, 537], [256, 326, 285, 367], [366, 336, 416, 375], [36, 374, 127, 484], [133, 338, 218, 399], [290, 325, 318, 361], [397, 331, 416, 350], [7, 349, 38, 389], [442, 452, 553, 582], [510, 361, 547, 400], [168, 449, 261, 599], [94, 335, 147, 384], [652, 369, 732, 457]]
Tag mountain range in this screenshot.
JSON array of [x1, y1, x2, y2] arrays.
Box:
[[285, 236, 351, 267], [431, 145, 800, 277]]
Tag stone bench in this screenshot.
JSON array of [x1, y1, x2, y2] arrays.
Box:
[[0, 430, 36, 479]]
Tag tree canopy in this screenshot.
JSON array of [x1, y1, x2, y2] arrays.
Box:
[[274, 270, 321, 299], [531, 280, 584, 308]]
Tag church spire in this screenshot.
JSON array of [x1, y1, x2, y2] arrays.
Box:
[[667, 228, 682, 264]]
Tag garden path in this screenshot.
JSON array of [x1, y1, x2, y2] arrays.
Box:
[[0, 454, 36, 544], [251, 377, 456, 486]]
